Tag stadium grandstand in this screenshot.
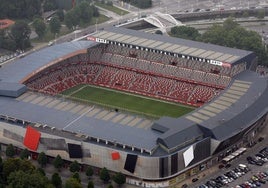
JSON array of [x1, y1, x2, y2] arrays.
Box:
[[0, 27, 267, 187]]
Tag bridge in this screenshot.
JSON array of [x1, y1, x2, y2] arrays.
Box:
[[118, 12, 184, 33]]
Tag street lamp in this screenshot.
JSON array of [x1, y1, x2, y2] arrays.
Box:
[[54, 33, 57, 44], [95, 18, 98, 32]]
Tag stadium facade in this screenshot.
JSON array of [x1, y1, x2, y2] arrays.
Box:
[[0, 27, 267, 187]]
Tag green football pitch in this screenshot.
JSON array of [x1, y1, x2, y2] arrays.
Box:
[[60, 85, 194, 118]]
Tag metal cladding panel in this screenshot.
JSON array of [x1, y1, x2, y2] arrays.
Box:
[[124, 36, 139, 43], [0, 83, 27, 98], [158, 43, 173, 50], [174, 138, 211, 174], [132, 38, 148, 45], [109, 33, 124, 40], [159, 157, 169, 178], [217, 54, 233, 62], [189, 138, 211, 166], [207, 52, 223, 59], [225, 55, 239, 63], [147, 41, 163, 48], [171, 153, 178, 175], [92, 31, 107, 38], [142, 39, 156, 46], [166, 44, 181, 51], [198, 50, 215, 58], [117, 35, 132, 42]]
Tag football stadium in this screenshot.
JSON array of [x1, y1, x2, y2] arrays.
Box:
[[0, 27, 267, 187]]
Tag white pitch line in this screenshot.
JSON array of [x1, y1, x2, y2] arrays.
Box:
[[62, 105, 95, 130]]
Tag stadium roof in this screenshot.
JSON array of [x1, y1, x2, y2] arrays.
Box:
[[0, 94, 160, 152], [0, 41, 96, 83], [90, 27, 254, 64], [154, 70, 268, 149]]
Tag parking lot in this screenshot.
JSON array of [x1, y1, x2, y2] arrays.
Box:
[[193, 143, 268, 188]]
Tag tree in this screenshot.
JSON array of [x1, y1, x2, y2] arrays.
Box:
[[0, 0, 41, 19], [72, 172, 80, 183], [7, 170, 51, 188], [69, 160, 80, 173], [43, 0, 58, 12], [222, 17, 238, 31], [200, 18, 268, 65], [65, 177, 82, 188], [3, 158, 21, 178], [33, 18, 46, 39], [37, 152, 47, 168], [123, 0, 152, 9], [51, 172, 62, 188], [107, 184, 113, 188], [5, 144, 15, 158], [19, 148, 30, 159], [56, 9, 65, 22], [170, 26, 201, 41], [10, 21, 31, 50], [242, 10, 249, 18], [64, 9, 80, 30], [3, 158, 35, 180], [257, 9, 265, 19], [37, 167, 46, 176], [53, 155, 64, 171], [112, 172, 126, 186], [77, 1, 93, 23], [99, 167, 110, 183], [85, 166, 93, 178], [87, 180, 94, 188], [49, 16, 61, 36]]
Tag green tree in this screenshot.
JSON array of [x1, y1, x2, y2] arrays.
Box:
[[0, 0, 41, 19], [49, 16, 61, 36], [37, 167, 46, 176], [112, 172, 126, 186], [33, 18, 47, 39], [56, 9, 65, 22], [5, 144, 15, 158], [65, 177, 82, 188], [87, 180, 94, 188], [69, 160, 80, 173], [7, 170, 51, 188], [200, 18, 268, 65], [3, 158, 35, 180], [3, 158, 20, 178], [99, 167, 110, 183], [257, 9, 265, 19], [77, 1, 93, 23], [170, 26, 201, 41], [123, 0, 152, 9], [10, 21, 31, 50], [53, 155, 64, 171], [37, 152, 47, 168], [19, 158, 36, 173], [222, 17, 238, 31], [64, 9, 80, 30], [19, 148, 30, 159], [43, 0, 58, 11], [107, 184, 113, 188], [242, 10, 249, 18], [72, 172, 80, 183], [86, 166, 94, 178], [51, 172, 62, 188]]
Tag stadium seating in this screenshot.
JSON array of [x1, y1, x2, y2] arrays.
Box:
[[25, 44, 240, 107]]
